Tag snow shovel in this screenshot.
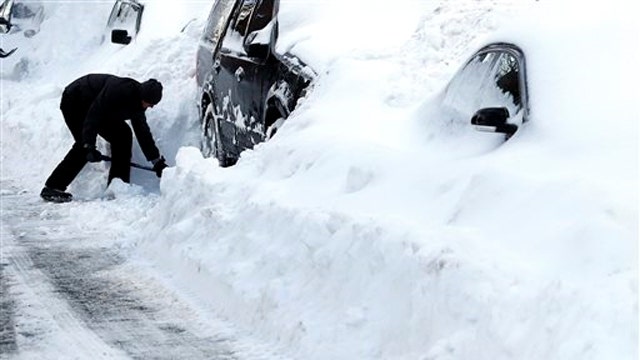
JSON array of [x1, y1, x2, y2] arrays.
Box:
[[100, 155, 155, 172]]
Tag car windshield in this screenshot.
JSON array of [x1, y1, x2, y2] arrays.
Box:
[[0, 0, 13, 33]]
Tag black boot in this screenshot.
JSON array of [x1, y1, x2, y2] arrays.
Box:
[[40, 187, 73, 203]]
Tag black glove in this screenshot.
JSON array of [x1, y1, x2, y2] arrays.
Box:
[[84, 145, 103, 163], [152, 156, 168, 178]]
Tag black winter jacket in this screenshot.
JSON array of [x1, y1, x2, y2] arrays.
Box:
[[63, 74, 161, 161]]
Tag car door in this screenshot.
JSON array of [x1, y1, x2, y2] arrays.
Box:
[[212, 0, 279, 156], [196, 0, 236, 88]]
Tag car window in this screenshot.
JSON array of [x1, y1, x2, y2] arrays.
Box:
[[0, 0, 14, 33], [106, 0, 144, 36], [231, 0, 256, 37], [443, 46, 526, 126], [494, 53, 521, 107], [202, 0, 236, 48], [246, 0, 274, 34], [221, 0, 258, 55]]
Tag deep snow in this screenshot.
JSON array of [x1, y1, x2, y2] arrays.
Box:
[[1, 0, 638, 359]]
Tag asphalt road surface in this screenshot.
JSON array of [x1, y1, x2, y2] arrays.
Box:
[[0, 181, 289, 360]]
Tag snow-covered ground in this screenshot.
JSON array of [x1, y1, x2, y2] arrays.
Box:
[[1, 0, 637, 359]]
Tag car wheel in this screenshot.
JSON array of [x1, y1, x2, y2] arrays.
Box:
[[200, 103, 216, 158], [201, 104, 224, 158], [201, 103, 237, 167]]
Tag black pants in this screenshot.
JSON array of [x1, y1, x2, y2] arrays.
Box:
[[44, 93, 133, 191]]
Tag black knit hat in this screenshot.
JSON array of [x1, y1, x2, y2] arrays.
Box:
[[140, 78, 163, 105]]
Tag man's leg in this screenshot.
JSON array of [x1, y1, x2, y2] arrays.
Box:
[[43, 97, 87, 194], [44, 143, 88, 191], [99, 121, 132, 184]]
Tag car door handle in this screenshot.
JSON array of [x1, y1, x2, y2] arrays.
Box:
[[235, 67, 245, 82]]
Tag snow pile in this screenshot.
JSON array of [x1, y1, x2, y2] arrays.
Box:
[[1, 0, 637, 359]]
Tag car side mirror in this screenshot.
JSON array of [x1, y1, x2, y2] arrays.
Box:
[[245, 42, 269, 59], [471, 107, 518, 136], [244, 28, 272, 60], [111, 29, 131, 44]]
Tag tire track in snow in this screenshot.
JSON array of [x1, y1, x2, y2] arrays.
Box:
[[0, 261, 18, 355], [0, 181, 291, 360], [1, 229, 130, 359]]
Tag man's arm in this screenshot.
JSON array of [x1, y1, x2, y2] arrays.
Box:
[[130, 112, 161, 161], [82, 92, 108, 149]]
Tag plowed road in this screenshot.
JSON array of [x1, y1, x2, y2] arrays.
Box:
[[1, 181, 288, 360]]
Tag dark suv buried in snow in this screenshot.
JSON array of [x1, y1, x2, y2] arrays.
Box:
[[196, 0, 315, 167]]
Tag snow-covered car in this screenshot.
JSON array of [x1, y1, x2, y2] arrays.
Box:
[[106, 0, 144, 45], [426, 41, 529, 149], [442, 42, 528, 138], [0, 0, 12, 33], [0, 0, 44, 37], [196, 0, 315, 167]]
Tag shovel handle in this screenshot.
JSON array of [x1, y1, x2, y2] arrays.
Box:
[[100, 155, 155, 172]]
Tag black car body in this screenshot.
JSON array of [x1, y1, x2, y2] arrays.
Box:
[[196, 0, 315, 166]]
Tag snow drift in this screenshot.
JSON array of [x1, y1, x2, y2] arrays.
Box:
[[1, 0, 637, 359]]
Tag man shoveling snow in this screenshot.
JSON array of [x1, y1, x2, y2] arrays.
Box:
[[40, 74, 168, 203]]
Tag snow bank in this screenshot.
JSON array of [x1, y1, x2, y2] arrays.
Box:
[[136, 0, 637, 359], [1, 0, 636, 359]]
